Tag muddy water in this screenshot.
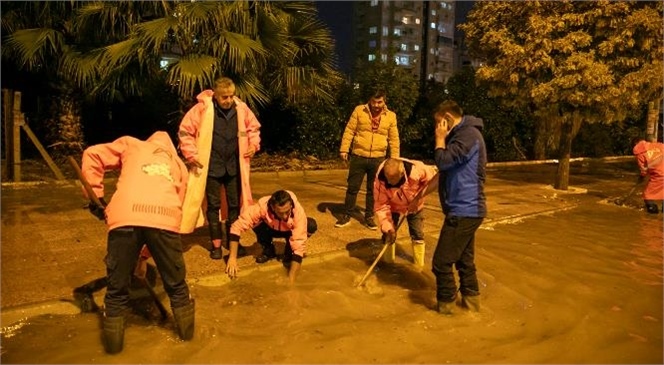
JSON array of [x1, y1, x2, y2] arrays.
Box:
[[1, 202, 662, 364]]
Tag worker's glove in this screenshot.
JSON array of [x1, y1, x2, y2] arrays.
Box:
[[88, 197, 107, 221], [185, 158, 203, 170], [384, 231, 396, 245]]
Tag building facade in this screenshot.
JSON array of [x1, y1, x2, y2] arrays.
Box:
[[351, 0, 456, 84]]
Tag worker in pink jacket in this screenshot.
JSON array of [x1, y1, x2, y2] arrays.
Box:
[[81, 131, 194, 354], [225, 190, 317, 283], [633, 138, 664, 213], [179, 77, 261, 260], [374, 158, 438, 268]]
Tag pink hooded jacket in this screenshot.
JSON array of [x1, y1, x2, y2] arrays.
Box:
[[374, 158, 438, 233], [229, 190, 308, 257], [81, 131, 188, 233], [178, 90, 261, 211], [633, 140, 664, 200]]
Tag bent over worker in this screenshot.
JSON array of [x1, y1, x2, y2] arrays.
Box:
[[374, 158, 438, 269], [633, 138, 664, 213], [81, 131, 194, 354], [225, 190, 317, 283]]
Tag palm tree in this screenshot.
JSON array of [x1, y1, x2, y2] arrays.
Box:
[[2, 0, 343, 152], [1, 1, 89, 154], [77, 0, 343, 109]]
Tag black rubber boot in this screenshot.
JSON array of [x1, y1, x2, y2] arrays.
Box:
[[209, 222, 223, 259], [255, 243, 276, 264], [172, 299, 195, 341], [102, 315, 126, 354], [461, 295, 481, 312]]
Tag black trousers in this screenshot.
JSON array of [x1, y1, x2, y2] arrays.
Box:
[[254, 218, 318, 258], [343, 155, 384, 218], [206, 173, 240, 239], [431, 216, 483, 302], [104, 227, 190, 316]]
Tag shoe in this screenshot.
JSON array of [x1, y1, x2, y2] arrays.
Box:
[[209, 247, 222, 260], [365, 216, 378, 230], [334, 214, 351, 228], [255, 246, 276, 264]]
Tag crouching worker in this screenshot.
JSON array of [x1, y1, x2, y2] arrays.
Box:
[[81, 131, 194, 354], [374, 158, 438, 269], [225, 190, 317, 283], [633, 138, 664, 214]]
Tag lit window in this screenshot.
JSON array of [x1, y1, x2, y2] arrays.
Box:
[[431, 22, 436, 29], [414, 45, 420, 51], [394, 28, 402, 36], [401, 43, 407, 51], [369, 26, 377, 34], [370, 0, 378, 6], [415, 18, 420, 24], [441, 2, 447, 9], [402, 17, 408, 24], [394, 56, 400, 65], [381, 54, 387, 62], [368, 54, 376, 61], [431, 10, 436, 16], [160, 60, 169, 70], [430, 48, 435, 55], [382, 26, 389, 36], [400, 56, 409, 65], [369, 40, 377, 48]]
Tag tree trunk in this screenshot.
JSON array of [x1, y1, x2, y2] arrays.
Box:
[[646, 99, 661, 142], [554, 120, 573, 190], [533, 118, 548, 160], [46, 89, 84, 156]]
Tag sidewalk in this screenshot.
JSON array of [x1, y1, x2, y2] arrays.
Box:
[[0, 162, 639, 327]]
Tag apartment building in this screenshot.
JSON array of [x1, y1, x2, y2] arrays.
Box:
[[351, 0, 456, 84]]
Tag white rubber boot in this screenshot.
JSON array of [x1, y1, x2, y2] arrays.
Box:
[[412, 240, 426, 269]]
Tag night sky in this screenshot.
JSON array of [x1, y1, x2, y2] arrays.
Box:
[[315, 1, 354, 75], [315, 1, 475, 76]]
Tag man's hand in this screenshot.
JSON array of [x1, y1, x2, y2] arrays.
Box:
[[340, 152, 348, 161], [384, 230, 396, 245], [244, 145, 257, 158], [225, 240, 240, 279], [88, 197, 107, 221], [185, 158, 203, 175], [435, 119, 448, 149], [638, 175, 646, 184], [225, 256, 239, 279]]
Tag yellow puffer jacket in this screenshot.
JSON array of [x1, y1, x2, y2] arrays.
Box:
[[339, 104, 400, 158]]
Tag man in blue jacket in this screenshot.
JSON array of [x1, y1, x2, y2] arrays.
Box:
[[432, 100, 487, 316]]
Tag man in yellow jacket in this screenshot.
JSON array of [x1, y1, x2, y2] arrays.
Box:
[[337, 89, 400, 230]]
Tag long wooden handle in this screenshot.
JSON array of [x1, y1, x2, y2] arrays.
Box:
[[355, 214, 407, 287], [67, 156, 103, 207]]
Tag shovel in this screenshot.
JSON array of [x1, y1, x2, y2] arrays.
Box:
[[355, 214, 407, 288], [68, 156, 169, 320]]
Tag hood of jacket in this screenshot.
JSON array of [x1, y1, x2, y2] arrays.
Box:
[[633, 140, 648, 155], [454, 115, 484, 133], [146, 131, 178, 155]]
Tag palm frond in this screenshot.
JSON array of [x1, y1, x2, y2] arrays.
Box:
[[167, 54, 219, 98], [4, 28, 65, 69]]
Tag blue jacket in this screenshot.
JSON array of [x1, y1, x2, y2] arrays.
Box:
[[434, 115, 487, 218]]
